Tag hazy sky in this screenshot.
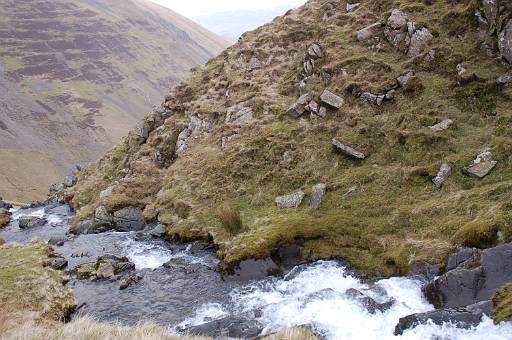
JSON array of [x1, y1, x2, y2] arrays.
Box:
[[149, 0, 306, 18]]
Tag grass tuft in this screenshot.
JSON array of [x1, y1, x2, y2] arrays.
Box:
[[216, 204, 244, 235]]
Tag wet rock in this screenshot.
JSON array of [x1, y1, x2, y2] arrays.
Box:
[[423, 243, 512, 308], [226, 103, 254, 125], [446, 247, 481, 271], [332, 138, 366, 160], [432, 163, 452, 188], [307, 43, 323, 59], [48, 236, 68, 247], [345, 288, 395, 314], [463, 148, 497, 179], [49, 183, 65, 193], [49, 257, 68, 271], [356, 22, 383, 41], [73, 255, 135, 281], [275, 191, 305, 209], [275, 244, 304, 268], [320, 89, 344, 109], [180, 312, 263, 339], [18, 216, 45, 229], [407, 261, 441, 282], [226, 258, 281, 281], [149, 224, 167, 238], [397, 71, 415, 87], [499, 20, 512, 64], [64, 175, 77, 188], [430, 119, 454, 132], [113, 207, 145, 232], [119, 273, 142, 290], [394, 300, 494, 335], [311, 183, 327, 209], [95, 205, 113, 224], [287, 93, 313, 117], [346, 3, 361, 13]]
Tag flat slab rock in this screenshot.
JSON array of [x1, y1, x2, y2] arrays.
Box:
[[430, 119, 454, 132], [275, 191, 305, 209], [463, 148, 497, 179], [320, 89, 344, 109], [332, 138, 366, 160]]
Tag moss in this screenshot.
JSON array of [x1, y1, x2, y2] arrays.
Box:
[[493, 283, 512, 324]]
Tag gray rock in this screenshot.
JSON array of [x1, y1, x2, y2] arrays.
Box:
[[320, 89, 344, 109], [70, 164, 82, 175], [497, 74, 512, 87], [247, 57, 261, 71], [424, 49, 436, 62], [18, 216, 45, 229], [463, 148, 497, 179], [49, 257, 68, 271], [100, 182, 118, 200], [408, 27, 433, 57], [318, 106, 327, 118], [432, 163, 452, 188], [345, 288, 395, 314], [226, 104, 254, 125], [113, 207, 145, 232], [446, 247, 481, 272], [119, 273, 142, 290], [287, 93, 313, 117], [48, 236, 68, 247], [179, 313, 263, 339], [95, 206, 113, 224], [482, 0, 498, 34], [64, 175, 77, 188], [387, 9, 408, 30], [397, 71, 415, 87], [332, 138, 366, 160], [394, 300, 494, 335], [311, 183, 327, 209], [306, 100, 319, 114], [346, 3, 361, 13], [307, 44, 323, 59], [430, 119, 454, 132], [408, 261, 441, 282], [499, 20, 512, 63], [304, 59, 314, 76], [149, 224, 167, 238], [49, 183, 65, 193], [360, 92, 385, 106], [275, 191, 305, 209], [0, 200, 12, 210], [356, 22, 383, 41], [423, 243, 512, 309]]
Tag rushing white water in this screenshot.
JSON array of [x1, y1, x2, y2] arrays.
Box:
[[124, 238, 174, 270], [181, 261, 512, 340], [11, 207, 45, 219]]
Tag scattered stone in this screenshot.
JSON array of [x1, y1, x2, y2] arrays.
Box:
[[311, 183, 327, 209], [73, 255, 135, 281], [424, 49, 436, 62], [70, 164, 82, 175], [430, 119, 454, 132], [457, 63, 468, 76], [18, 216, 45, 229], [387, 9, 408, 30], [176, 117, 211, 154], [306, 100, 319, 114], [119, 273, 142, 290], [275, 191, 305, 209], [497, 74, 512, 87], [49, 183, 65, 193], [499, 20, 512, 64], [304, 59, 314, 76], [360, 92, 386, 106], [247, 57, 261, 71], [384, 9, 433, 57], [48, 236, 68, 247], [332, 138, 366, 160], [287, 93, 313, 117], [356, 22, 383, 41], [397, 71, 415, 87], [226, 103, 254, 125], [432, 163, 452, 188], [346, 3, 361, 13], [307, 43, 323, 59], [318, 106, 327, 118], [113, 207, 145, 232], [394, 300, 493, 335], [463, 148, 497, 179], [423, 243, 512, 309], [320, 89, 344, 109], [49, 257, 68, 270]]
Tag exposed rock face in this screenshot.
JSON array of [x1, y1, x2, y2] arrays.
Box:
[[463, 148, 497, 179], [113, 207, 145, 232], [176, 116, 211, 154], [332, 138, 366, 160], [408, 28, 434, 57], [311, 183, 327, 209], [384, 9, 433, 57], [226, 103, 255, 125], [430, 119, 454, 132], [18, 216, 46, 229], [432, 163, 452, 188], [394, 300, 494, 335], [499, 20, 512, 64], [423, 243, 512, 309], [275, 191, 305, 209], [446, 247, 481, 271]]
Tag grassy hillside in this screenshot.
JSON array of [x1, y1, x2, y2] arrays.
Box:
[[66, 0, 512, 277], [0, 0, 229, 203]]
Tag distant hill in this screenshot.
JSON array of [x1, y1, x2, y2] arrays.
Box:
[[0, 0, 229, 202]]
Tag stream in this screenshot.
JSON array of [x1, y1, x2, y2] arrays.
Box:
[[2, 203, 512, 339]]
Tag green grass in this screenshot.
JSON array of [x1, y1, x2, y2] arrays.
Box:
[[493, 284, 512, 324]]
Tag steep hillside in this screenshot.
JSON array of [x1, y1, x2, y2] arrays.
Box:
[[65, 0, 512, 277], [0, 0, 229, 203]]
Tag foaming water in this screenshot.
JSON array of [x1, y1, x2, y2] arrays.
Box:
[[123, 237, 174, 269], [182, 261, 512, 340]]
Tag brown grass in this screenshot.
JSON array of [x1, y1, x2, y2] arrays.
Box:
[[215, 204, 244, 235], [261, 326, 319, 340]]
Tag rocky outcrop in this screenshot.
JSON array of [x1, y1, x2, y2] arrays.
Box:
[[113, 207, 145, 232], [226, 103, 254, 125], [275, 191, 305, 209], [480, 0, 512, 64], [423, 243, 512, 309], [384, 9, 433, 57], [394, 300, 494, 335], [176, 116, 211, 154], [332, 138, 366, 160], [463, 148, 497, 178], [345, 288, 395, 314], [18, 216, 46, 229], [72, 255, 135, 281]]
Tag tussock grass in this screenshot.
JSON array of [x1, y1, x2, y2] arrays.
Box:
[[261, 326, 319, 340], [215, 204, 244, 235], [493, 284, 512, 324]]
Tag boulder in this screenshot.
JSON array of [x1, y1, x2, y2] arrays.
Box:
[[100, 182, 118, 199], [430, 119, 454, 132], [18, 216, 45, 229], [0, 199, 12, 210], [95, 205, 113, 224], [497, 74, 512, 87], [345, 288, 395, 314], [179, 313, 263, 339], [423, 243, 512, 309], [408, 27, 433, 57], [119, 273, 142, 290], [332, 138, 366, 160], [463, 148, 497, 179], [387, 9, 408, 30], [320, 89, 344, 109], [149, 224, 167, 238], [48, 236, 68, 247], [70, 219, 111, 235], [356, 22, 383, 41], [113, 207, 145, 232], [307, 43, 323, 59], [73, 255, 135, 281], [287, 93, 313, 117], [394, 300, 494, 335], [49, 257, 68, 271], [432, 163, 452, 188], [275, 191, 305, 209], [311, 183, 327, 209], [499, 20, 512, 64]]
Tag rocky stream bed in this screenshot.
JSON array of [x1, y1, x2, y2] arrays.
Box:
[[1, 202, 512, 339]]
